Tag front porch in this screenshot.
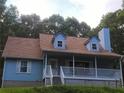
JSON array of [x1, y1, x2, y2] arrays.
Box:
[[42, 53, 122, 87]]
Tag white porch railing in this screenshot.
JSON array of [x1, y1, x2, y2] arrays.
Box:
[[43, 66, 121, 85], [61, 66, 121, 80], [43, 65, 53, 85], [52, 68, 59, 76]]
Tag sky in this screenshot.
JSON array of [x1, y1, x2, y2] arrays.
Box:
[[6, 0, 122, 28]]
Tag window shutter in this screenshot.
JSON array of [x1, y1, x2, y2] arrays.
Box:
[[16, 61, 21, 73], [27, 62, 31, 73]]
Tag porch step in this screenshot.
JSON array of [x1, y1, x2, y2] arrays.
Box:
[[53, 77, 62, 85]]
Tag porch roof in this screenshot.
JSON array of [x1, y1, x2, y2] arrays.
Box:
[[42, 48, 121, 58]]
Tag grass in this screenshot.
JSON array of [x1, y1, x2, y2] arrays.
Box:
[[0, 85, 124, 93]]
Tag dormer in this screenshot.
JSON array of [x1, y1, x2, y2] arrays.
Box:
[[52, 33, 66, 49], [86, 36, 100, 51]]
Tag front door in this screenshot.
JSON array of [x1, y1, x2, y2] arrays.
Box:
[[48, 59, 59, 76]]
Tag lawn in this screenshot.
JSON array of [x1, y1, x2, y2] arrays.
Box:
[[0, 86, 124, 93]]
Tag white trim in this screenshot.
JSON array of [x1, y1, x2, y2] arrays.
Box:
[[1, 58, 6, 88], [16, 60, 32, 74], [64, 76, 120, 81]]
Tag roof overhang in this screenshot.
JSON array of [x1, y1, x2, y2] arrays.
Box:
[[42, 48, 121, 58]]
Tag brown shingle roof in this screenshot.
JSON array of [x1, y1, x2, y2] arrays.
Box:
[[2, 37, 41, 59], [2, 34, 121, 59], [39, 34, 121, 57]]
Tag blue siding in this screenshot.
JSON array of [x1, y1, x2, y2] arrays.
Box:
[[3, 58, 43, 81], [86, 36, 99, 51], [53, 34, 66, 49], [98, 28, 111, 52]]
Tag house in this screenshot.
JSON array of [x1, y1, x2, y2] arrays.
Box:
[[2, 28, 123, 87]]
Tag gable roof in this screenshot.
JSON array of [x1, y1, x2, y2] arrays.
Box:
[[2, 37, 41, 59], [39, 34, 121, 57], [2, 34, 121, 59]]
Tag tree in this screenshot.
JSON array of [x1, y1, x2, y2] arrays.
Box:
[[18, 14, 41, 38], [41, 15, 91, 37], [122, 0, 124, 9], [0, 0, 6, 19], [0, 0, 7, 51], [61, 17, 81, 36], [0, 5, 19, 50], [80, 22, 91, 37], [41, 14, 64, 34]]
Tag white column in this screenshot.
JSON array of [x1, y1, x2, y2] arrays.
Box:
[[44, 53, 47, 86], [120, 56, 123, 88], [45, 53, 48, 69], [73, 56, 75, 77], [95, 56, 98, 78]]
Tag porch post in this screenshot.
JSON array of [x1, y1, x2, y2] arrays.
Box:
[[73, 56, 75, 77], [95, 56, 98, 78], [44, 53, 47, 86], [120, 56, 123, 88], [45, 53, 48, 70]]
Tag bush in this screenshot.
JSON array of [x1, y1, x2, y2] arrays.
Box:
[[0, 86, 124, 93]]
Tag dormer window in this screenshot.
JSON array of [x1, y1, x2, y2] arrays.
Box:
[[52, 33, 66, 49], [92, 43, 97, 50], [58, 41, 62, 47]]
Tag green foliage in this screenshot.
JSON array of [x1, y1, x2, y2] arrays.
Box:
[[41, 15, 91, 37], [0, 86, 124, 93], [97, 9, 124, 54], [122, 0, 124, 9]]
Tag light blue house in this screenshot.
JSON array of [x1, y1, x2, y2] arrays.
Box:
[[2, 28, 123, 87]]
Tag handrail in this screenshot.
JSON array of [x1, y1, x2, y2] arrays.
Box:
[[43, 65, 53, 86], [60, 66, 65, 84], [43, 66, 46, 79]]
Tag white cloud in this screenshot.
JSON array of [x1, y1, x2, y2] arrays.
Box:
[[7, 0, 122, 28], [7, 0, 57, 19]]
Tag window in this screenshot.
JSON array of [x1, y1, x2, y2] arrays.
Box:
[[16, 60, 31, 73], [58, 41, 62, 47], [92, 44, 97, 50]]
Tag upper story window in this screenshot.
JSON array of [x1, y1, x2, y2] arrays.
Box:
[[58, 41, 63, 47], [92, 43, 97, 50], [16, 60, 31, 73]]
